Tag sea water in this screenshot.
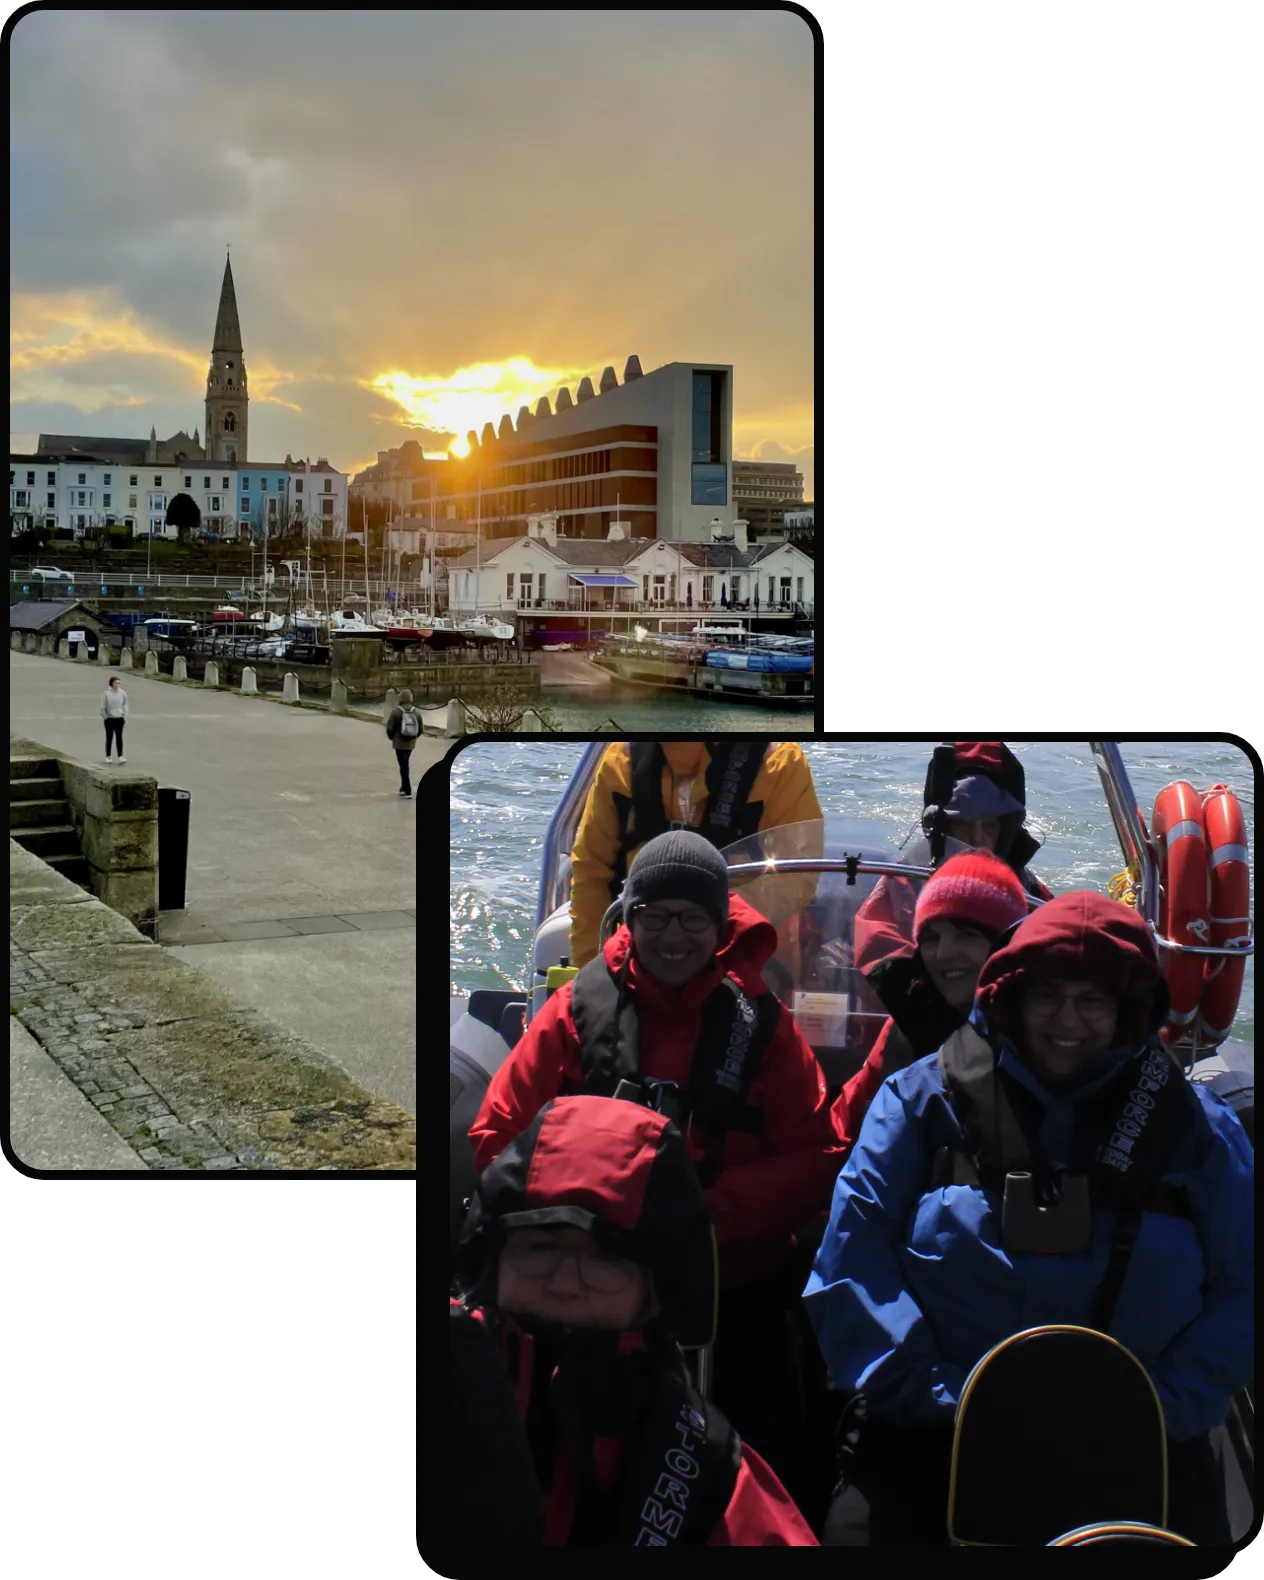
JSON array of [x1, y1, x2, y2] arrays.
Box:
[[449, 739, 1255, 1043]]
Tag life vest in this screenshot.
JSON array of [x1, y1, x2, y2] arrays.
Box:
[[568, 954, 779, 1187], [929, 1024, 1208, 1329], [866, 952, 965, 1059], [610, 742, 768, 898], [496, 1317, 741, 1546]]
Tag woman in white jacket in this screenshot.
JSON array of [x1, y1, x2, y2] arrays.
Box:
[[101, 675, 129, 762]]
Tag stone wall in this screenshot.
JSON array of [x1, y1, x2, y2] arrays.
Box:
[[11, 738, 159, 937], [58, 760, 160, 937], [9, 839, 415, 1171]]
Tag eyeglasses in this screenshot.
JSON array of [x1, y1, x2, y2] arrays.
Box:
[[630, 905, 714, 934], [501, 1235, 641, 1293], [1025, 985, 1117, 1023]]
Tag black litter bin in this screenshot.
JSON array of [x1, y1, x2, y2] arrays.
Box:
[[157, 788, 191, 910]]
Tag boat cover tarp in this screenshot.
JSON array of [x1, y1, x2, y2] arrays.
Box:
[[705, 650, 814, 673]]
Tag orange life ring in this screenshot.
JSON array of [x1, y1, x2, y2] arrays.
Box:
[[1150, 781, 1209, 1039], [1198, 785, 1250, 1043]]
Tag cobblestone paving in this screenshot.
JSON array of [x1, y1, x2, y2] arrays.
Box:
[[10, 941, 276, 1171]]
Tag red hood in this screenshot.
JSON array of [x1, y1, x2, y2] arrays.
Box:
[[602, 890, 778, 1003], [976, 889, 1163, 1044], [467, 1096, 718, 1347]]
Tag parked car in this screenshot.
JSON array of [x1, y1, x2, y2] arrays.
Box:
[[29, 566, 73, 581]]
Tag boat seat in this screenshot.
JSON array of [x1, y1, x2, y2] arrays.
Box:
[[467, 990, 529, 1037]]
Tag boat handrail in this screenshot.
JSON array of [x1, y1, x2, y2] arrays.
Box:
[[536, 746, 1253, 957], [536, 741, 609, 923]]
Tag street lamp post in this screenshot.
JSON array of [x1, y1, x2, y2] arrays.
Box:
[[474, 473, 482, 616]]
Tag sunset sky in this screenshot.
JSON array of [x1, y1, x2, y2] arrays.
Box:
[[9, 9, 815, 493]]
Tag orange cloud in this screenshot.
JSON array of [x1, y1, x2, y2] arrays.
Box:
[[366, 355, 594, 455]]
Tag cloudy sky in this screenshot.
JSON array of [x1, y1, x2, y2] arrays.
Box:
[[9, 9, 815, 492]]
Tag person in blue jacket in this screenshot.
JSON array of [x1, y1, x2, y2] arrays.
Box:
[[805, 889, 1254, 1546]]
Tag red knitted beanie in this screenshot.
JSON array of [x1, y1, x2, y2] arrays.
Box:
[[913, 850, 1029, 943]]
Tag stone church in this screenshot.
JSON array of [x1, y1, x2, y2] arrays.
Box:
[[37, 255, 248, 467]]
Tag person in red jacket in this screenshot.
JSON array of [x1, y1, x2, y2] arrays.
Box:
[[854, 740, 1053, 978], [450, 1094, 819, 1547], [833, 851, 1031, 1154], [470, 829, 843, 1516]]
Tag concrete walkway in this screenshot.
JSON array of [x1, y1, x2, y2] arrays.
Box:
[[10, 651, 441, 1112], [9, 1015, 142, 1171]]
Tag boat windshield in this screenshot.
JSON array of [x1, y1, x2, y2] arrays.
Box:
[[717, 818, 986, 1085]]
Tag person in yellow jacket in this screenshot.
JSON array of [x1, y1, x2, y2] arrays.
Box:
[[568, 740, 822, 968]]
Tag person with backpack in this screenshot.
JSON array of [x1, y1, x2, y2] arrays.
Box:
[[384, 686, 421, 799], [567, 740, 822, 969], [469, 831, 843, 1514], [449, 1094, 818, 1547], [805, 890, 1254, 1546]]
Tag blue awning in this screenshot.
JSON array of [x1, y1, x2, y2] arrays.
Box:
[[568, 574, 637, 587]]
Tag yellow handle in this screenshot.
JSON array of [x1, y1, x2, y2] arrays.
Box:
[[545, 965, 579, 995]]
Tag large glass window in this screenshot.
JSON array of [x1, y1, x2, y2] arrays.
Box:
[[691, 463, 726, 506], [692, 372, 719, 462]]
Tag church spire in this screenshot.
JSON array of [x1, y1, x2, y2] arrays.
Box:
[[212, 253, 242, 352]]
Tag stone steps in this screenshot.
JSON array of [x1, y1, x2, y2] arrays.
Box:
[[9, 775, 65, 802], [12, 823, 82, 860], [10, 756, 62, 782], [9, 797, 69, 830], [9, 753, 91, 892]]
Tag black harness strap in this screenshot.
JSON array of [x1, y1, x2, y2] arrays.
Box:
[[610, 742, 768, 900], [569, 956, 776, 1186], [613, 1363, 742, 1544]]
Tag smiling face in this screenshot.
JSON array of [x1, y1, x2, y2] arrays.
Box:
[[1019, 977, 1120, 1085], [629, 900, 722, 987], [496, 1226, 654, 1329], [918, 918, 994, 1011]]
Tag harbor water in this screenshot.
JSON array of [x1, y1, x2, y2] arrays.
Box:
[[449, 739, 1255, 1046]]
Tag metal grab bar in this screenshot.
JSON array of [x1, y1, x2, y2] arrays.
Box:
[[1148, 928, 1254, 958]]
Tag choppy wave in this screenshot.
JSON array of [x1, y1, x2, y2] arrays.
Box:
[[450, 740, 1254, 1042]]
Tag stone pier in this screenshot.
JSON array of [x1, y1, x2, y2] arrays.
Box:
[[240, 666, 257, 694], [143, 651, 159, 676], [173, 655, 188, 681], [282, 672, 300, 704], [119, 648, 133, 669], [330, 678, 348, 714], [204, 661, 220, 688]]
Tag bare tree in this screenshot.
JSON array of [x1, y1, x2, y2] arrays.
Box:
[[463, 675, 558, 733]]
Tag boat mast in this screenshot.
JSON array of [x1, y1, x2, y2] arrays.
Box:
[[475, 472, 482, 615]]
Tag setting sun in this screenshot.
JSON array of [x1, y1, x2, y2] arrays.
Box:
[[368, 356, 589, 457]]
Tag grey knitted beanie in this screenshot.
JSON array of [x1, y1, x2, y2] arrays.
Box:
[[622, 830, 731, 927]]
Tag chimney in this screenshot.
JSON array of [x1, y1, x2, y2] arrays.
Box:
[[733, 520, 748, 553], [709, 517, 726, 542], [607, 520, 626, 542], [529, 512, 558, 546], [556, 386, 573, 410], [576, 376, 595, 402], [599, 366, 618, 393], [623, 355, 643, 382]]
